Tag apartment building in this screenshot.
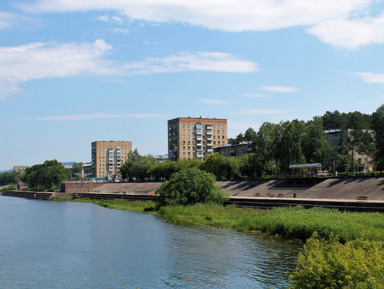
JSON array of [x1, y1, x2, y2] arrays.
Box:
[[91, 141, 132, 178], [168, 117, 227, 161]]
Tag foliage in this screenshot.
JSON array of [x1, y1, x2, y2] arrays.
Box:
[[155, 168, 227, 206], [0, 171, 23, 185], [372, 105, 384, 170], [119, 149, 158, 181], [23, 160, 68, 191], [72, 162, 83, 174], [1, 184, 17, 191], [288, 232, 384, 289], [200, 153, 240, 180]]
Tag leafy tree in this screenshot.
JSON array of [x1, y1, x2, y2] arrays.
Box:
[[119, 149, 157, 181], [155, 168, 227, 206], [238, 153, 264, 178], [200, 153, 240, 180], [302, 117, 331, 165], [0, 171, 23, 185], [23, 160, 68, 191], [72, 162, 83, 174], [372, 104, 384, 170]]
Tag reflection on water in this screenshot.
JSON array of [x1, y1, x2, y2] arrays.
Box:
[[0, 196, 300, 288]]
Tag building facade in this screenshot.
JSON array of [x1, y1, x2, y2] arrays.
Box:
[[168, 117, 227, 161], [324, 129, 375, 172], [91, 141, 132, 178], [13, 166, 30, 173], [214, 141, 255, 158]]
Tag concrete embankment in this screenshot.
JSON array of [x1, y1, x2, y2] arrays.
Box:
[[3, 177, 384, 212]]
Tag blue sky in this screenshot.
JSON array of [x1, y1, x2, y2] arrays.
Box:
[[1, 0, 384, 170]]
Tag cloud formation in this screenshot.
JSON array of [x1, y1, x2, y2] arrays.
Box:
[[353, 72, 384, 83], [261, 86, 299, 93], [16, 0, 382, 48], [0, 39, 257, 100], [197, 98, 229, 104], [35, 113, 164, 121]]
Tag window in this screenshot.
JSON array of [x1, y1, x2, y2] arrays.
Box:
[[187, 129, 190, 133], [213, 124, 216, 128], [188, 135, 190, 139], [187, 123, 190, 128], [182, 123, 185, 128], [222, 124, 224, 128], [213, 141, 216, 145], [213, 135, 216, 139], [222, 135, 224, 139], [183, 135, 185, 139], [183, 146, 185, 150], [222, 130, 224, 134], [217, 130, 220, 134], [213, 130, 216, 133], [188, 146, 190, 150], [183, 129, 185, 133], [183, 140, 185, 144]]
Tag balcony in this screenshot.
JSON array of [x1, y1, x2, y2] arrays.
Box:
[[196, 137, 202, 141], [196, 143, 202, 146], [206, 130, 212, 135]]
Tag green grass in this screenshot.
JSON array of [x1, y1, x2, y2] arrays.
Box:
[[52, 197, 384, 243]]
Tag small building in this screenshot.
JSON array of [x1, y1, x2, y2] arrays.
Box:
[[214, 141, 254, 158]]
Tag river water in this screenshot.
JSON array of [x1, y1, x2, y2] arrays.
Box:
[[0, 196, 300, 288]]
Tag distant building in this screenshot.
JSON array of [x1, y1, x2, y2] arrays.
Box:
[[13, 166, 30, 173], [214, 141, 255, 158], [154, 154, 168, 163], [91, 141, 132, 178], [82, 162, 92, 175], [168, 117, 227, 161], [324, 129, 375, 172]]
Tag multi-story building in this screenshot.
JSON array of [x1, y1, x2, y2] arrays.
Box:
[[168, 117, 227, 161], [91, 141, 132, 178], [13, 166, 30, 173], [214, 141, 255, 158]]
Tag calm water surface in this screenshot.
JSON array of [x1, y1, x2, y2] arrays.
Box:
[[0, 196, 300, 288]]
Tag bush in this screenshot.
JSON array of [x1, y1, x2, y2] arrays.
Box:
[[1, 184, 17, 191], [155, 168, 228, 206], [288, 232, 384, 289]]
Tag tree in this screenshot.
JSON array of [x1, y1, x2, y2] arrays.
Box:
[[0, 171, 23, 185], [72, 162, 83, 174], [200, 153, 240, 180], [23, 160, 68, 191], [372, 105, 384, 170], [155, 168, 227, 206], [119, 149, 157, 181]]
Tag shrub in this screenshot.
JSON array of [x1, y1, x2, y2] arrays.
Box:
[[155, 168, 228, 206], [288, 232, 384, 289], [1, 184, 17, 191]]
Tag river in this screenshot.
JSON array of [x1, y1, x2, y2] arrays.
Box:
[[0, 196, 300, 288]]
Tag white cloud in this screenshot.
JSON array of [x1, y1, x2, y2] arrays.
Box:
[[241, 93, 266, 98], [0, 11, 39, 30], [0, 40, 257, 100], [197, 98, 229, 104], [35, 113, 164, 121], [124, 51, 258, 74], [113, 28, 129, 34], [308, 14, 384, 49], [353, 72, 384, 83], [17, 0, 370, 31], [17, 0, 384, 48], [97, 14, 124, 24], [233, 109, 287, 115], [261, 86, 299, 93]]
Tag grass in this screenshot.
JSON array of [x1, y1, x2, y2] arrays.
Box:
[[52, 196, 384, 243]]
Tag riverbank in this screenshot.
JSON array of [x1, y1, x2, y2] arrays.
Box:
[[55, 197, 384, 243]]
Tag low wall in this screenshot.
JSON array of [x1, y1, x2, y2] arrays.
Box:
[[61, 182, 105, 193]]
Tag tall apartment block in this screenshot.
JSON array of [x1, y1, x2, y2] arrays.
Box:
[[168, 117, 227, 161], [91, 141, 132, 178]]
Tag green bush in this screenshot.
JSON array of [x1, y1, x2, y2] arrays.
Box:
[[1, 184, 17, 191], [288, 232, 384, 289], [155, 167, 228, 206]]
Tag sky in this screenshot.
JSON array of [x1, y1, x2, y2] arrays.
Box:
[[1, 0, 384, 170]]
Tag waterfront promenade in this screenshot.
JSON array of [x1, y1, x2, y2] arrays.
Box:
[[3, 177, 384, 212]]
